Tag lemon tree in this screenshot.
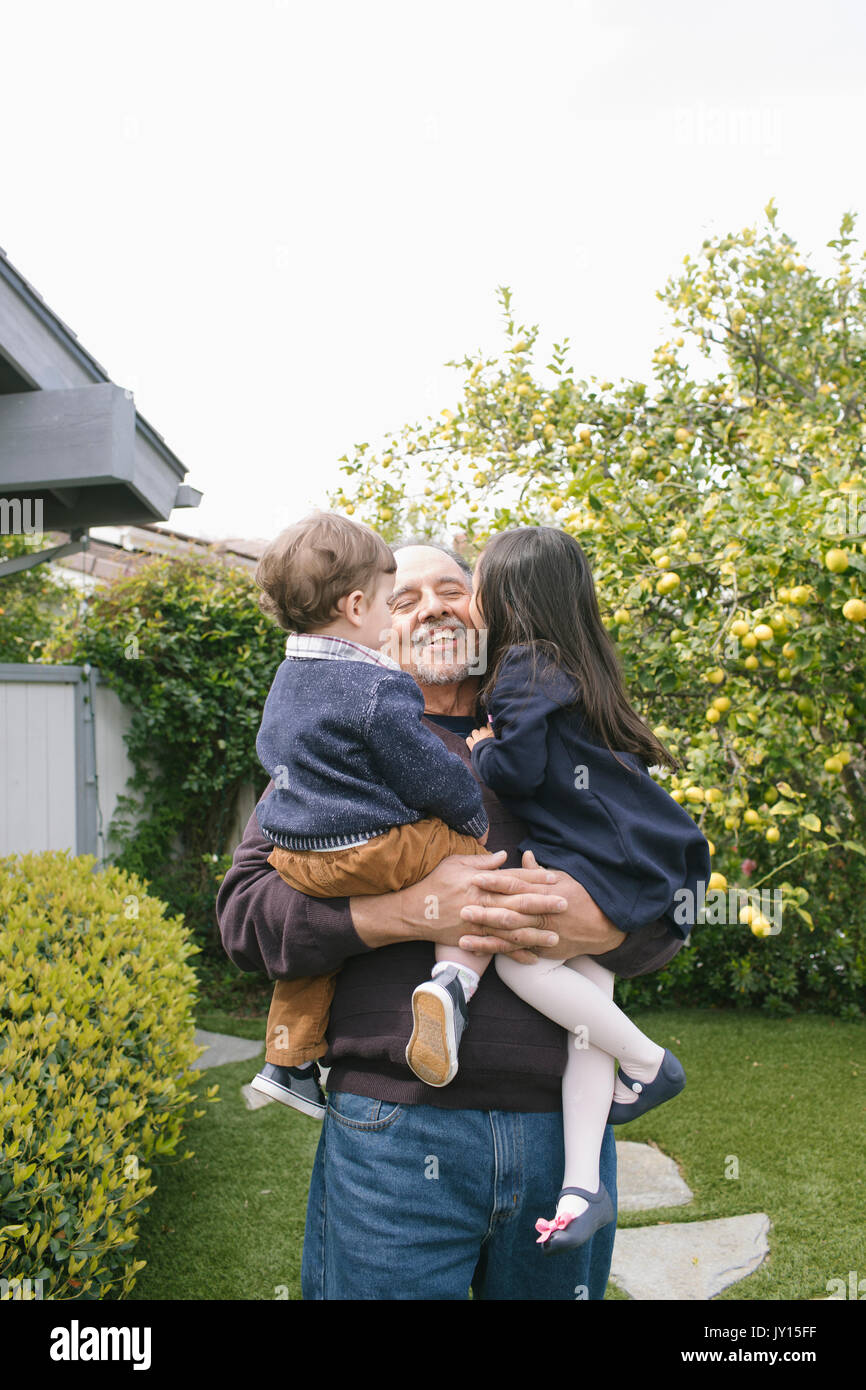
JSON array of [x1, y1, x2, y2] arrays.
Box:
[[331, 202, 866, 1017]]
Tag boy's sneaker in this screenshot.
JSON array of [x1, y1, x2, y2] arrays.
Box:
[[250, 1062, 327, 1119], [406, 965, 469, 1087]]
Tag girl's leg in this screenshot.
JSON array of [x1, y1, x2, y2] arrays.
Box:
[[494, 952, 665, 1109], [557, 957, 615, 1220]]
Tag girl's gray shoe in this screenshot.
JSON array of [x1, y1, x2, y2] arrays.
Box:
[[405, 965, 469, 1087], [250, 1062, 327, 1118]]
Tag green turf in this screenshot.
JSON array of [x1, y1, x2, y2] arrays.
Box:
[[129, 1007, 866, 1301]]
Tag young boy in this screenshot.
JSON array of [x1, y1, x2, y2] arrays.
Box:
[[249, 511, 490, 1117]]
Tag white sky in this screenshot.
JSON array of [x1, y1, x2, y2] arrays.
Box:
[[3, 0, 865, 542]]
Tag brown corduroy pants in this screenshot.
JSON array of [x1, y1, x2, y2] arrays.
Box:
[[264, 817, 487, 1066]]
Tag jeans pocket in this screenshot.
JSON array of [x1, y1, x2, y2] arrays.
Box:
[[326, 1089, 404, 1131]]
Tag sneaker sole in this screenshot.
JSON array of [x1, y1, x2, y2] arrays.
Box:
[[406, 984, 458, 1087], [250, 1074, 326, 1119]]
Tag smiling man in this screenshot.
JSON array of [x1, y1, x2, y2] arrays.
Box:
[[217, 536, 681, 1300]]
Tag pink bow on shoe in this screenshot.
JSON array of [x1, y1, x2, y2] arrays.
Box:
[[535, 1211, 575, 1245]]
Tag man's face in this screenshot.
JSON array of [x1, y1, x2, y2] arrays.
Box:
[[386, 546, 478, 685]]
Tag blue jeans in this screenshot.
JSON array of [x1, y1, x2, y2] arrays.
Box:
[[301, 1090, 617, 1300]]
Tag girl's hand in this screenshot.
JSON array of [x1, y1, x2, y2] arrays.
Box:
[[466, 726, 495, 749]]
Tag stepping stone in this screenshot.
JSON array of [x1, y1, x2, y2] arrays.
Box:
[[609, 1213, 770, 1300], [241, 1084, 275, 1111], [192, 1028, 264, 1070], [616, 1140, 693, 1211]]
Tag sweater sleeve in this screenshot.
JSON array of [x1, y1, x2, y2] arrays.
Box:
[[471, 647, 576, 797], [215, 785, 377, 980], [363, 674, 489, 839]]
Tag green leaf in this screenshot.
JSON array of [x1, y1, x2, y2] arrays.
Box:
[[799, 814, 822, 832]]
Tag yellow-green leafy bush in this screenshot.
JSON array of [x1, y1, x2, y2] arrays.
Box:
[[0, 852, 214, 1300]]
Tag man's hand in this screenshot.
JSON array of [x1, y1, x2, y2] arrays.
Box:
[[456, 849, 626, 961], [348, 848, 567, 963]]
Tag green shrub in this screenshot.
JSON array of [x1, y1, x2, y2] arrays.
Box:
[[46, 553, 283, 953], [0, 533, 77, 663], [0, 851, 215, 1300], [617, 847, 866, 1018]]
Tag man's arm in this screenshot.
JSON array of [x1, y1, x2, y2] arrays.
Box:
[[216, 797, 569, 977], [216, 798, 374, 979]]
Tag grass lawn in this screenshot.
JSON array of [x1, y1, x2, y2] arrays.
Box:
[[128, 1006, 866, 1301]]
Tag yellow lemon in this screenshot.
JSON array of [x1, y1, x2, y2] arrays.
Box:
[[766, 826, 781, 843], [825, 549, 850, 573], [754, 624, 774, 642], [712, 696, 731, 711], [706, 668, 725, 684], [842, 598, 866, 622], [657, 572, 681, 595], [741, 632, 758, 649], [708, 872, 727, 891], [731, 619, 750, 637]]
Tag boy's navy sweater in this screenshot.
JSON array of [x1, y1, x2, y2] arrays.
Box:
[[470, 646, 711, 938], [256, 655, 489, 849]]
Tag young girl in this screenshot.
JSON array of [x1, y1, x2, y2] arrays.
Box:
[[406, 525, 711, 1253]]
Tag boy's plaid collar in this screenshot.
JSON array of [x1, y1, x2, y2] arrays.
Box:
[[285, 632, 402, 671]]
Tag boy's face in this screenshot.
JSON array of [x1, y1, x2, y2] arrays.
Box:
[[359, 570, 398, 653]]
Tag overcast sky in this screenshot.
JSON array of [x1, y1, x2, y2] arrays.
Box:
[[3, 0, 865, 542]]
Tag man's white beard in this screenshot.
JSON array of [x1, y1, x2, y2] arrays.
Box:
[[411, 617, 476, 685]]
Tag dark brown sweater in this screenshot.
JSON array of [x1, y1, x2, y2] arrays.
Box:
[[216, 716, 684, 1111]]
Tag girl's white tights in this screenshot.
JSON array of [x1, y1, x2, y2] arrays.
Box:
[[494, 952, 665, 1219]]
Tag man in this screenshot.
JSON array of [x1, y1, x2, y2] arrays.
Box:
[[217, 539, 684, 1299]]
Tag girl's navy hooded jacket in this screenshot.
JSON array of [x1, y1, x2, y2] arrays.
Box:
[[470, 646, 711, 939]]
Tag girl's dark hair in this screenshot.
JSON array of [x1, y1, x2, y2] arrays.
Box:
[[475, 526, 679, 773]]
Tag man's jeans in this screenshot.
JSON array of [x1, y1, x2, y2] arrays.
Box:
[[301, 1090, 617, 1300]]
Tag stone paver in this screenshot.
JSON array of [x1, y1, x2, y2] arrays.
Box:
[[241, 1083, 275, 1111], [610, 1213, 771, 1300], [192, 1028, 263, 1070], [616, 1139, 693, 1211]]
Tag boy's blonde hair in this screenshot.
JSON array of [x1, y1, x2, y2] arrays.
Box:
[[255, 511, 396, 633]]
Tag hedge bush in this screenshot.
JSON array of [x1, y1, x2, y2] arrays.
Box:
[[617, 842, 866, 1019], [0, 851, 215, 1300]]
